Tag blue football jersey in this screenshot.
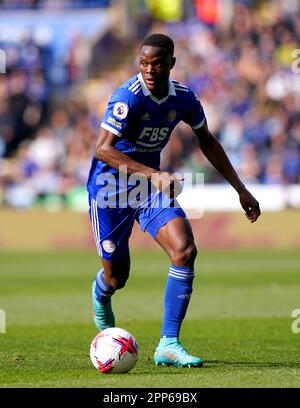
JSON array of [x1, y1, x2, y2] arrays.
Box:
[[87, 72, 206, 200]]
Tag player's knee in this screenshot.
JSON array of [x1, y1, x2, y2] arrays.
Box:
[[115, 280, 127, 290], [171, 243, 197, 267], [107, 270, 129, 290]]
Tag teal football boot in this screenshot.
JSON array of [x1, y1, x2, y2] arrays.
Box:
[[92, 281, 115, 331], [154, 338, 203, 368]]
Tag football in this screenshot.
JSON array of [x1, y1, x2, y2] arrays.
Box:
[[90, 327, 138, 374]]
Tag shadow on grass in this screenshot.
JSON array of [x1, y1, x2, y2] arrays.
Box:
[[205, 360, 300, 369]]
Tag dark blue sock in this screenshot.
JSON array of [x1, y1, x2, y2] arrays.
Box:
[[94, 269, 115, 304], [161, 264, 195, 338]]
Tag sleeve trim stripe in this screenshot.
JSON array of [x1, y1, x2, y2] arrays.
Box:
[[132, 85, 142, 95], [101, 123, 122, 137], [174, 87, 189, 92], [130, 82, 141, 92], [173, 83, 188, 89], [128, 78, 140, 90], [192, 118, 205, 129]]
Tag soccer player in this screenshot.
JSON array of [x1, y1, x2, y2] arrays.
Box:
[[87, 33, 260, 368]]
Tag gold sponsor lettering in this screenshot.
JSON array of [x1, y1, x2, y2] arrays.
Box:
[[107, 116, 122, 129]]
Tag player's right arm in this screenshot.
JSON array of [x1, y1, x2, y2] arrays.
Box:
[[95, 127, 155, 179], [95, 84, 182, 193], [95, 128, 182, 193]]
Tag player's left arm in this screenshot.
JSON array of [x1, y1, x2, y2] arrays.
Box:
[[194, 121, 261, 223]]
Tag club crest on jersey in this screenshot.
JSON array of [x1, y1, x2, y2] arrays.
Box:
[[113, 102, 129, 120], [167, 110, 177, 122]]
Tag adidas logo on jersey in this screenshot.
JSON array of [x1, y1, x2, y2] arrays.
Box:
[[141, 112, 150, 120]]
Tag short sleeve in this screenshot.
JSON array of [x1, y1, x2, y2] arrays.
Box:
[[183, 91, 206, 130], [101, 88, 137, 137]]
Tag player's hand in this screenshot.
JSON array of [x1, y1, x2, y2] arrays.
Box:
[[151, 171, 184, 197], [239, 188, 261, 223]]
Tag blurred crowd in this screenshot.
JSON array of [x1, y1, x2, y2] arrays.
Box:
[[0, 0, 300, 209], [0, 0, 110, 9]]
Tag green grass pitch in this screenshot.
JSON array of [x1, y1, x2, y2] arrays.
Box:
[[0, 249, 300, 388]]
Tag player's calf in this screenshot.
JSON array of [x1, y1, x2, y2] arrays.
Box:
[[92, 270, 116, 331]]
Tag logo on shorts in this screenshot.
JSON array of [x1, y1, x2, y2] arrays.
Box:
[[102, 240, 116, 253], [113, 102, 129, 120], [177, 294, 191, 300]]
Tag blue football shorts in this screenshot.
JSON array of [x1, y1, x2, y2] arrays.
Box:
[[88, 191, 186, 261]]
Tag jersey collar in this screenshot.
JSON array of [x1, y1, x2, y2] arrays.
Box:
[[137, 72, 176, 104]]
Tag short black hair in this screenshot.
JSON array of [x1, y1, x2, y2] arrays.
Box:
[[141, 33, 174, 56]]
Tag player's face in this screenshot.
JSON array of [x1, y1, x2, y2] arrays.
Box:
[[139, 46, 175, 96]]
